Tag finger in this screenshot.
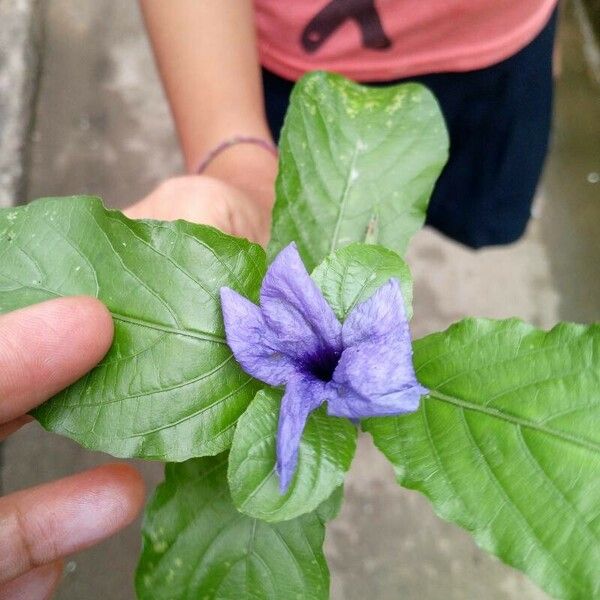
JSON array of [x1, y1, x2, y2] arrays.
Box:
[[0, 297, 114, 424], [0, 463, 145, 585], [0, 416, 33, 441], [0, 560, 63, 600]]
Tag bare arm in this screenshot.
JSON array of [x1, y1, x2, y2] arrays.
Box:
[[130, 1, 278, 244]]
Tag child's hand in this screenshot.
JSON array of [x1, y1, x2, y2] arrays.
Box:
[[125, 175, 272, 247]]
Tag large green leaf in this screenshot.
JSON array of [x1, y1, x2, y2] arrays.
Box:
[[268, 71, 448, 271], [311, 242, 413, 321], [228, 388, 356, 522], [364, 318, 600, 600], [136, 455, 331, 600], [0, 196, 265, 460]]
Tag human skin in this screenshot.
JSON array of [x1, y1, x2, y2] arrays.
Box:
[[127, 1, 277, 245], [0, 298, 145, 600]]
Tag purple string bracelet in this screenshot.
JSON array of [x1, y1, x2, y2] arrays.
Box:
[[195, 135, 278, 175]]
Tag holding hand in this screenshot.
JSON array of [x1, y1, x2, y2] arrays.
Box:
[[0, 298, 144, 600], [124, 174, 272, 247]]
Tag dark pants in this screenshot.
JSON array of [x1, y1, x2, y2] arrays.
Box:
[[262, 10, 557, 249]]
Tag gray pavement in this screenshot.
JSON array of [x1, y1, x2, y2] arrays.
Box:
[[0, 0, 42, 208], [1, 2, 599, 599]]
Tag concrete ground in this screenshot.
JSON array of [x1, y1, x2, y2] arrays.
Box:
[[1, 2, 599, 599], [0, 0, 41, 207]]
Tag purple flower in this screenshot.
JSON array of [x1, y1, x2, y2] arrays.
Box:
[[221, 243, 427, 493]]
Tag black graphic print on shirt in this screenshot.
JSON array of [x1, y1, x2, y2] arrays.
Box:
[[301, 0, 392, 53]]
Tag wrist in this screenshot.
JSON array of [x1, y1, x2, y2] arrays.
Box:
[[200, 142, 279, 211], [195, 136, 278, 175]]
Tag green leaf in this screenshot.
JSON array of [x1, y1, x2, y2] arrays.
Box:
[[0, 196, 265, 460], [136, 455, 331, 600], [228, 388, 356, 522], [314, 484, 344, 523], [268, 71, 448, 271], [311, 242, 413, 321], [364, 318, 600, 600]]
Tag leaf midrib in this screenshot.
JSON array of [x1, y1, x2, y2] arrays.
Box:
[[428, 390, 600, 454], [112, 313, 226, 345], [2, 277, 227, 345], [329, 142, 362, 253]]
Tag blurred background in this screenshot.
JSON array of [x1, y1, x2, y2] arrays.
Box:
[[0, 1, 598, 598]]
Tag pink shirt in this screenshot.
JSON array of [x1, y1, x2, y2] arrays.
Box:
[[254, 0, 557, 81]]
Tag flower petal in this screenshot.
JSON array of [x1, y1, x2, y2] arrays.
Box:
[[342, 279, 408, 348], [330, 278, 427, 418], [327, 368, 429, 419], [260, 243, 342, 365], [276, 374, 327, 493], [220, 287, 296, 386]]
